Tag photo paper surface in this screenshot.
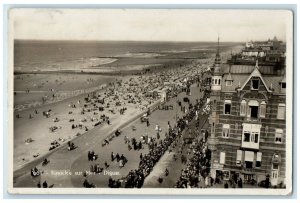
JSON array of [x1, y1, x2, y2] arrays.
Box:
[[8, 8, 293, 195]]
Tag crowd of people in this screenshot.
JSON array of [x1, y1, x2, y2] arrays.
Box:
[[175, 138, 212, 188], [20, 58, 215, 188], [108, 85, 210, 188]]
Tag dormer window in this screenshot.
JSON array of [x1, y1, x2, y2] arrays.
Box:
[[251, 79, 259, 90], [226, 80, 232, 86]]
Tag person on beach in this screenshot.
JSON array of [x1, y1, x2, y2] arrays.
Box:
[[116, 153, 120, 162], [111, 152, 114, 161]]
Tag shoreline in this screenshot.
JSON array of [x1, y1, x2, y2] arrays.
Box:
[[13, 83, 109, 112]]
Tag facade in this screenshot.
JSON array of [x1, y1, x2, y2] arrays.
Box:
[[207, 39, 286, 187]]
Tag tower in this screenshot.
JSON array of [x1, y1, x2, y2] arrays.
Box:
[[211, 37, 222, 91], [208, 37, 223, 178]]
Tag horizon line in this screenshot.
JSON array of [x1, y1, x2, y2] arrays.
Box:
[[13, 39, 248, 43]]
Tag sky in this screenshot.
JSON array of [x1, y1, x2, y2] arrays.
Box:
[[11, 9, 292, 42]]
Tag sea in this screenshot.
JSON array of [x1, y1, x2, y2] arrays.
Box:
[[14, 40, 240, 72]]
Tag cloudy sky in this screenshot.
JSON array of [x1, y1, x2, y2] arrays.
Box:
[[11, 9, 292, 42]]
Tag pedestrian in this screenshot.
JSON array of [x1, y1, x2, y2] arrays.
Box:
[[116, 153, 120, 162], [88, 151, 91, 161], [105, 161, 110, 168], [111, 152, 114, 161], [42, 181, 48, 188], [238, 178, 243, 188], [224, 182, 229, 188]]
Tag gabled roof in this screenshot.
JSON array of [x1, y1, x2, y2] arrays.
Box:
[[221, 74, 284, 93], [237, 62, 272, 92], [224, 73, 233, 81]]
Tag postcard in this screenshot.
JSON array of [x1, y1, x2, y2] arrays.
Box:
[[7, 8, 293, 195]]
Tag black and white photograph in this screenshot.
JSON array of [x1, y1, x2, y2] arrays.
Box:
[[7, 8, 293, 195]]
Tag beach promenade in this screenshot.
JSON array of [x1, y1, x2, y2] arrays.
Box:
[[13, 82, 205, 188]]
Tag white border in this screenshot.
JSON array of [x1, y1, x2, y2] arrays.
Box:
[[3, 4, 296, 197]]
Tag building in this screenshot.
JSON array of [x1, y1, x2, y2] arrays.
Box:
[[207, 38, 286, 187], [229, 37, 286, 69]]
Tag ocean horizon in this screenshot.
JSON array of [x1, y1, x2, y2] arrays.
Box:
[[14, 40, 242, 72]]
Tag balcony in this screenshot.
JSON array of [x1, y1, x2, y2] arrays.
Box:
[[241, 141, 259, 150], [241, 167, 255, 175], [241, 123, 261, 150], [245, 117, 261, 123]]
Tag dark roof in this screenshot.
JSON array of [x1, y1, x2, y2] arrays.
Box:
[[263, 76, 283, 93], [221, 73, 284, 93], [224, 73, 233, 81], [222, 64, 280, 75], [221, 74, 248, 92]]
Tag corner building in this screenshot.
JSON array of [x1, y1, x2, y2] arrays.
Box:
[[207, 40, 286, 187]]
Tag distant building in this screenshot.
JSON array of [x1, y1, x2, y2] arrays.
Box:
[[207, 38, 286, 187], [231, 37, 286, 70]]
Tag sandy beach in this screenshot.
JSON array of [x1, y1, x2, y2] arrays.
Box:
[[13, 57, 207, 170]]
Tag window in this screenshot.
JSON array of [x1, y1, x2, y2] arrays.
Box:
[[243, 132, 258, 143], [244, 132, 251, 142], [256, 152, 262, 167], [260, 101, 266, 118], [225, 104, 231, 114], [251, 79, 259, 90], [244, 151, 254, 169], [272, 169, 279, 179], [224, 100, 231, 115], [222, 124, 230, 138], [277, 104, 285, 119], [220, 152, 226, 165], [242, 123, 261, 149], [247, 100, 259, 120], [275, 129, 283, 143], [240, 100, 247, 116], [226, 80, 232, 86], [252, 132, 259, 143], [218, 79, 221, 85], [281, 82, 286, 93], [273, 154, 281, 163], [250, 106, 259, 119], [236, 150, 242, 166], [272, 163, 279, 170]]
